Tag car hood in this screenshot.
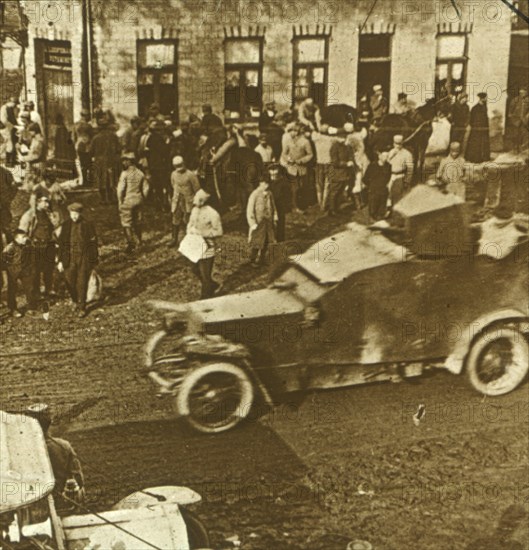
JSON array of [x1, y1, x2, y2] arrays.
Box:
[[182, 287, 306, 325], [292, 222, 405, 284]]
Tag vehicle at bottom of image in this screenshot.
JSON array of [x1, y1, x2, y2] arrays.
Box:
[[145, 185, 529, 435], [0, 411, 211, 549]]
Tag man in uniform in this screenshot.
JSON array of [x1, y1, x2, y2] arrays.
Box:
[[117, 152, 149, 253], [0, 96, 19, 166], [90, 115, 121, 202], [57, 202, 98, 318], [73, 108, 94, 186], [387, 134, 414, 207], [392, 92, 415, 117], [466, 92, 490, 163], [26, 403, 85, 499], [450, 92, 470, 145], [280, 122, 313, 213], [19, 191, 56, 298], [169, 155, 200, 247], [370, 85, 388, 124]]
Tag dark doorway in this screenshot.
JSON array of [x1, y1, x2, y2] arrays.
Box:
[[357, 34, 392, 102], [34, 39, 74, 144], [137, 39, 178, 120]]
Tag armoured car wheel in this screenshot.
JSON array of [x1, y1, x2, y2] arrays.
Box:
[[176, 362, 255, 434], [466, 326, 529, 396], [180, 508, 210, 549]]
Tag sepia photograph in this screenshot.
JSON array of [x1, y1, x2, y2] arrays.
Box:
[[0, 0, 528, 548]]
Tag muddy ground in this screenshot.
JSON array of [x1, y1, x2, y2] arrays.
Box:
[[1, 168, 528, 549]]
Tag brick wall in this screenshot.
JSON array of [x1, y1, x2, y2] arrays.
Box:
[[20, 0, 512, 146]]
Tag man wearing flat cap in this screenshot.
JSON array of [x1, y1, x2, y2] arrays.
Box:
[[370, 85, 388, 124], [200, 104, 223, 136], [169, 155, 200, 247], [57, 202, 98, 317], [26, 403, 85, 500], [392, 93, 415, 117], [117, 152, 149, 253], [436, 141, 467, 199], [388, 134, 414, 205], [466, 92, 490, 163], [90, 115, 121, 202], [73, 108, 93, 186]]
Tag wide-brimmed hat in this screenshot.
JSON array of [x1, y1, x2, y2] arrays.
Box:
[[68, 202, 84, 213], [373, 84, 383, 92]]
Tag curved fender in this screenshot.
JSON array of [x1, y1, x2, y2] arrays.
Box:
[[112, 486, 202, 510], [144, 330, 169, 368], [444, 309, 529, 375]]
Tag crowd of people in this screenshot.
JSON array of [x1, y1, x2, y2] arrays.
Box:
[[1, 84, 528, 316]]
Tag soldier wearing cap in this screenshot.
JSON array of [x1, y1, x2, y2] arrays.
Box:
[[200, 104, 223, 136], [74, 108, 94, 186], [327, 127, 355, 215], [117, 152, 149, 253], [370, 85, 388, 123], [90, 115, 121, 202], [26, 404, 85, 499], [1, 228, 38, 317], [392, 92, 415, 116], [450, 92, 470, 145], [57, 202, 98, 317], [145, 118, 171, 209], [466, 92, 490, 163], [169, 155, 200, 247], [388, 134, 414, 206]]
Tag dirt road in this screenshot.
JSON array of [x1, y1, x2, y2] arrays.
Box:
[[1, 191, 528, 549]]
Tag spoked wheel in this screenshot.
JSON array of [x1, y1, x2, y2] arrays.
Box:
[[466, 327, 529, 396], [176, 362, 255, 434]]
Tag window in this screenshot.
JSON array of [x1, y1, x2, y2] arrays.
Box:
[[435, 34, 468, 98], [224, 38, 263, 120], [137, 39, 178, 118], [357, 34, 392, 101], [292, 37, 329, 109], [512, 0, 529, 30]]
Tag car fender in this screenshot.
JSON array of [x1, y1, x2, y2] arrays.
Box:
[[444, 309, 529, 375], [112, 486, 202, 510]]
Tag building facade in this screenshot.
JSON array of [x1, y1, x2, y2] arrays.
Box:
[[18, 0, 514, 145]]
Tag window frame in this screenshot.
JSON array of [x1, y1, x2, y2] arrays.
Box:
[[291, 35, 330, 109], [136, 38, 179, 118], [223, 36, 264, 121], [435, 33, 468, 98]]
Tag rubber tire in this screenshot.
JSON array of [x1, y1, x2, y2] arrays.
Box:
[[180, 508, 210, 549], [176, 362, 255, 434], [466, 327, 529, 396]]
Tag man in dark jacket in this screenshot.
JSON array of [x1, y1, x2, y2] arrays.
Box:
[[450, 92, 470, 145], [267, 163, 290, 242], [2, 229, 38, 317], [0, 165, 17, 242], [57, 202, 98, 317], [466, 92, 490, 163], [145, 119, 171, 209], [200, 104, 223, 136], [327, 128, 355, 215], [19, 191, 56, 298], [90, 117, 121, 203], [364, 148, 391, 221]]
